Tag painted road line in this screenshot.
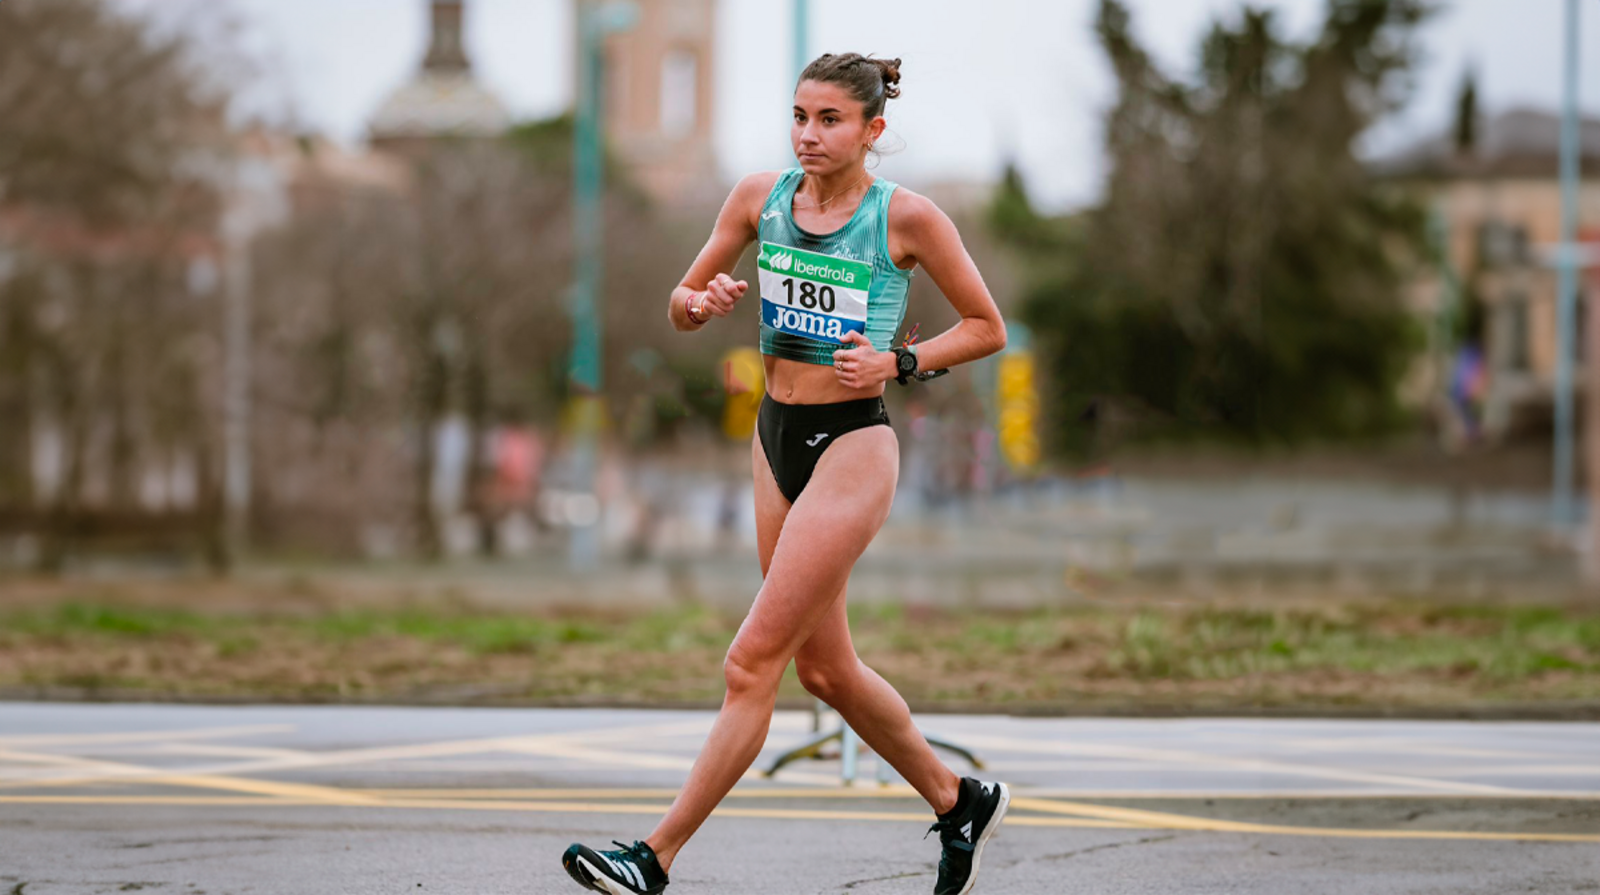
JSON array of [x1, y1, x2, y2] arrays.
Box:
[[353, 786, 928, 800], [2, 790, 1592, 843], [1018, 788, 1600, 800], [143, 743, 321, 761], [505, 741, 738, 774], [1261, 736, 1572, 761], [347, 785, 1600, 801], [0, 792, 1136, 829], [0, 717, 721, 790], [1368, 764, 1600, 777], [503, 741, 844, 788], [0, 746, 384, 804], [0, 796, 333, 806], [946, 732, 1536, 796], [0, 747, 159, 781], [1010, 796, 1600, 844], [0, 724, 296, 748]]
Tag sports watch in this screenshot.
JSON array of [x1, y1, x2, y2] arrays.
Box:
[[892, 345, 918, 385]]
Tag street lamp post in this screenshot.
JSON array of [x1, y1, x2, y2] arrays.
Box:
[[1553, 0, 1582, 529], [567, 0, 637, 571]]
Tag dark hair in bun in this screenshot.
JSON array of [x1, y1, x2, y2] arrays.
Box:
[[798, 53, 902, 119]]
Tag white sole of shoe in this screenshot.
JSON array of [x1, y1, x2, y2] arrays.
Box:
[[576, 855, 633, 895], [958, 781, 1010, 895]]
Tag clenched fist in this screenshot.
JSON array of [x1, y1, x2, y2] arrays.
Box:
[[831, 330, 887, 389], [696, 273, 747, 319]]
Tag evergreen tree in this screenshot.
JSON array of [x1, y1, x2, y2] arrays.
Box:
[[1010, 0, 1432, 454]]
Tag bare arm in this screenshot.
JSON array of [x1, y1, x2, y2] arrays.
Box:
[[891, 189, 1007, 373], [667, 172, 778, 331], [829, 189, 1007, 389]]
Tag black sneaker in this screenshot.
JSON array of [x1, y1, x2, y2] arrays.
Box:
[[561, 839, 669, 894], [924, 777, 1010, 895]]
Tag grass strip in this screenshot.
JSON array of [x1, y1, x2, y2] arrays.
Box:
[[1, 598, 1597, 711]]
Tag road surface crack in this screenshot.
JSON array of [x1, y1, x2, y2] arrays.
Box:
[[1039, 834, 1177, 863], [842, 870, 929, 889]]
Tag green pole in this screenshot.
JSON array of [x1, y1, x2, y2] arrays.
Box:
[[1554, 0, 1581, 527], [793, 0, 809, 81], [570, 8, 602, 395], [567, 1, 636, 571]]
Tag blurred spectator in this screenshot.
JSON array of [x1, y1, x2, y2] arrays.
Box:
[[488, 418, 545, 531]]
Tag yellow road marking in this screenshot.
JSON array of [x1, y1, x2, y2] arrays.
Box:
[[143, 743, 318, 761], [0, 748, 156, 779], [1010, 796, 1600, 844], [504, 741, 742, 774], [1, 791, 1592, 842], [0, 718, 720, 791], [0, 724, 296, 748], [152, 775, 386, 805], [0, 792, 1131, 828], [0, 747, 381, 804], [4, 718, 1595, 847], [1019, 788, 1600, 800], [0, 796, 328, 806], [355, 786, 926, 800], [499, 741, 844, 788], [946, 731, 1535, 796], [349, 786, 1600, 801]]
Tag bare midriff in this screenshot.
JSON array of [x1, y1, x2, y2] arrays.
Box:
[[763, 354, 885, 405]]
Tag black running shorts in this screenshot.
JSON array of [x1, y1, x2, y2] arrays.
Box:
[[756, 393, 891, 504]]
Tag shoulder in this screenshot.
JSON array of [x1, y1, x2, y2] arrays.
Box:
[[716, 171, 786, 234], [886, 186, 950, 238], [730, 170, 786, 208]]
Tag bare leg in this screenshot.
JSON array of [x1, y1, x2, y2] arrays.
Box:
[[793, 588, 963, 816], [641, 424, 900, 874]]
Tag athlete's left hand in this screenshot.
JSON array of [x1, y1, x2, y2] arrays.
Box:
[[832, 331, 888, 389]]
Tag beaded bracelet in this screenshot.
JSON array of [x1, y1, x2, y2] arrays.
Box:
[[685, 291, 708, 325]]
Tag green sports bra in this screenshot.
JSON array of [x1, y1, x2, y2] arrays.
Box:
[[756, 169, 913, 366]]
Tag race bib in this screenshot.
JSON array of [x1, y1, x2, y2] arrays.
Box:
[[758, 242, 871, 345]]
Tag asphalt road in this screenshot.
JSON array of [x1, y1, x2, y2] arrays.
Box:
[[1, 702, 1596, 894]]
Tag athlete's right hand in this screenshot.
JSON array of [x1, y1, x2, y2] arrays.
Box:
[[700, 273, 747, 318]]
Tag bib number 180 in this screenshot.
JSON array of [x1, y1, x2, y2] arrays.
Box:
[[781, 278, 836, 313]]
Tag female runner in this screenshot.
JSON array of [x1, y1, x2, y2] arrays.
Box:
[[562, 52, 1010, 895]]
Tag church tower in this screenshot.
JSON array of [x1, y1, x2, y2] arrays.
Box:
[[371, 0, 510, 152], [585, 0, 722, 206]]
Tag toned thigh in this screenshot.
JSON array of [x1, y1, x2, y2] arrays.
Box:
[[751, 426, 789, 580], [730, 424, 898, 667], [792, 579, 857, 681]]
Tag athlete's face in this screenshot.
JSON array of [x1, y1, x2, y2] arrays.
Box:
[[791, 80, 886, 174]]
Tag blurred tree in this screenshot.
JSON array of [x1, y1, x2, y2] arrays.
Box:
[[0, 0, 229, 568], [1006, 0, 1431, 456], [248, 124, 699, 560], [0, 0, 740, 565]]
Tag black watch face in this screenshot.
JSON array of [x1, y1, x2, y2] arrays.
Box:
[[899, 353, 916, 372]]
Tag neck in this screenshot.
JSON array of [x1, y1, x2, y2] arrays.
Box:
[[798, 164, 871, 204]]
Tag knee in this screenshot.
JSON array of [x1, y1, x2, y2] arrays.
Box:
[[723, 640, 784, 698], [796, 658, 861, 704]]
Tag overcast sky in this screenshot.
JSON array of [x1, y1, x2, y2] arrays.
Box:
[[174, 0, 1599, 212]]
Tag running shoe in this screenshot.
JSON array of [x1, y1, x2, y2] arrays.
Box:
[[561, 838, 669, 894], [924, 777, 1010, 895]]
